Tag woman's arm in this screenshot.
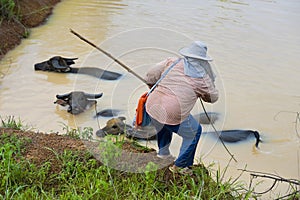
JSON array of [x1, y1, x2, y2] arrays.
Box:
[[195, 75, 219, 103]]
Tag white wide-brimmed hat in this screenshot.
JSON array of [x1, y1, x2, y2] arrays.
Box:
[[179, 41, 212, 61]]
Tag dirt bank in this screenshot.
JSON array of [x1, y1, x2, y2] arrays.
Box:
[[0, 0, 61, 60], [0, 127, 182, 179]]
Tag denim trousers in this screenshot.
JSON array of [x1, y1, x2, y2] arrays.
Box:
[[151, 114, 202, 168]]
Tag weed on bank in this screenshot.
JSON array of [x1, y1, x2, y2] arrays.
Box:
[[0, 117, 255, 199]]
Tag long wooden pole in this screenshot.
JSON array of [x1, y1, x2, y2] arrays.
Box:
[[71, 29, 237, 162], [70, 29, 147, 84]]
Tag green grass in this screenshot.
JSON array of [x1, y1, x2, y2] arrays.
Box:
[[60, 122, 94, 141], [0, 131, 255, 199], [0, 0, 30, 42], [0, 0, 18, 21], [0, 117, 261, 199], [1, 116, 24, 130]]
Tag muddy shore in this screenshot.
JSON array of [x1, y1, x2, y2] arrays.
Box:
[[0, 0, 61, 60]]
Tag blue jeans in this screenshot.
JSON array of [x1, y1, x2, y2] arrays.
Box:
[[151, 114, 202, 168]]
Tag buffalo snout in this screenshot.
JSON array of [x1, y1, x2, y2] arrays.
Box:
[[98, 117, 129, 137], [34, 61, 50, 71]]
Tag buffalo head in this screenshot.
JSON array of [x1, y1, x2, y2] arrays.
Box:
[[96, 117, 130, 137], [54, 91, 103, 114], [96, 117, 157, 140], [35, 56, 78, 72]]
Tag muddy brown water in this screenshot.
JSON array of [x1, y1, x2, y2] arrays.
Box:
[[0, 0, 299, 198]]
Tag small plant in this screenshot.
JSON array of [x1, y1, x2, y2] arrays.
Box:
[[129, 140, 153, 152], [81, 127, 93, 141], [144, 162, 158, 187], [98, 137, 122, 166], [0, 133, 28, 199], [1, 116, 23, 130], [60, 123, 93, 141], [0, 0, 19, 20], [22, 28, 30, 38]]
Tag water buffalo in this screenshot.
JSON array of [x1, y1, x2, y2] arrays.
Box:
[[54, 91, 103, 115], [94, 109, 122, 117], [97, 116, 262, 147], [34, 56, 122, 80], [205, 130, 262, 147], [96, 117, 157, 140]]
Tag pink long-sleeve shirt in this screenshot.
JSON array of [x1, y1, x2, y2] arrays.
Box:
[[145, 57, 218, 125]]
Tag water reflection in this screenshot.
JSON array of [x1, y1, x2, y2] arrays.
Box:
[[54, 106, 77, 128], [97, 0, 127, 9], [35, 71, 72, 85], [218, 0, 249, 6], [213, 0, 248, 25]]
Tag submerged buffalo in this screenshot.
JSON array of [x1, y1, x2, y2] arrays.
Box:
[[96, 116, 262, 147], [205, 130, 261, 147], [34, 56, 122, 80], [54, 91, 103, 115], [94, 109, 122, 118]]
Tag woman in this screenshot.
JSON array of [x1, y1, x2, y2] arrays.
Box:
[[144, 41, 218, 175]]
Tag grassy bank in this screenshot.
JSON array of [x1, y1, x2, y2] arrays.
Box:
[[0, 0, 19, 20], [0, 0, 61, 59], [0, 116, 256, 199]]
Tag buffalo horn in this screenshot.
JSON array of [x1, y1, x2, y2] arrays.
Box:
[[62, 57, 78, 65], [56, 92, 71, 99], [84, 92, 103, 99]]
